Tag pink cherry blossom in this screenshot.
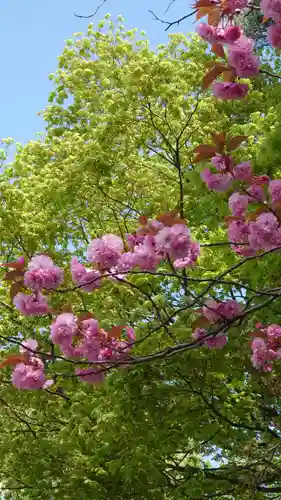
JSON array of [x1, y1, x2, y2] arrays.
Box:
[[203, 299, 242, 323], [50, 313, 77, 347], [269, 179, 281, 207], [75, 367, 104, 385], [224, 26, 242, 43], [229, 192, 248, 216], [247, 184, 265, 203], [211, 155, 234, 173], [87, 234, 124, 269], [261, 0, 281, 22], [267, 324, 281, 348], [233, 161, 252, 183], [12, 357, 46, 390], [20, 339, 38, 354], [115, 252, 135, 273], [79, 318, 100, 361], [71, 257, 101, 292], [13, 292, 49, 316], [192, 328, 227, 349], [205, 334, 227, 349], [155, 224, 191, 260], [196, 23, 225, 44], [267, 24, 281, 48], [24, 255, 64, 291], [228, 49, 260, 77], [249, 212, 281, 251], [225, 0, 249, 14], [212, 82, 249, 100], [201, 168, 233, 191], [173, 241, 200, 268], [133, 235, 162, 270]]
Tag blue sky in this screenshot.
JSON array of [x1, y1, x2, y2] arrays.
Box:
[[0, 0, 194, 144]]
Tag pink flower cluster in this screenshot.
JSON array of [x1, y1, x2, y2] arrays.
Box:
[[192, 328, 227, 349], [13, 254, 64, 316], [197, 22, 260, 100], [262, 0, 281, 45], [251, 324, 281, 371], [50, 313, 135, 384], [191, 299, 243, 350], [12, 339, 53, 390], [24, 255, 64, 291], [202, 298, 243, 323], [84, 218, 200, 273], [201, 153, 281, 256]]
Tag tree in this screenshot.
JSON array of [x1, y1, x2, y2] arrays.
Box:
[[1, 12, 281, 500]]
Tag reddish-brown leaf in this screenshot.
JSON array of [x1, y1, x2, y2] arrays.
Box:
[[223, 69, 235, 82], [193, 144, 218, 155], [249, 329, 266, 339], [211, 43, 225, 59], [208, 8, 221, 25], [139, 215, 148, 226], [0, 354, 27, 369], [156, 211, 186, 227], [194, 0, 212, 7], [10, 282, 24, 301], [0, 257, 25, 270], [78, 312, 94, 322], [212, 132, 226, 152], [262, 16, 269, 23], [3, 270, 25, 281], [107, 325, 124, 339], [252, 175, 270, 185], [228, 135, 248, 151], [192, 316, 210, 330], [196, 6, 213, 19], [202, 64, 228, 89], [224, 215, 242, 224]]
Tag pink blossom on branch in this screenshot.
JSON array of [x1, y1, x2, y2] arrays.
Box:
[[24, 255, 64, 291], [13, 292, 49, 316], [269, 179, 281, 207], [261, 0, 281, 23], [201, 168, 233, 191], [71, 257, 101, 291], [202, 299, 243, 324], [228, 48, 260, 77], [233, 161, 252, 183], [12, 357, 46, 390], [211, 155, 234, 173], [212, 82, 249, 100], [267, 24, 281, 48], [192, 328, 227, 349], [229, 192, 249, 216], [87, 234, 124, 269]]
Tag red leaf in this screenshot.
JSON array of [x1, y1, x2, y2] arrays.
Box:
[[211, 43, 225, 59], [107, 325, 124, 339], [3, 270, 25, 281], [208, 8, 221, 25], [223, 69, 235, 82], [194, 0, 212, 6], [10, 282, 24, 301], [228, 135, 248, 151], [224, 215, 243, 224], [156, 211, 186, 227], [202, 64, 228, 89], [78, 312, 94, 322], [212, 132, 226, 152], [0, 257, 25, 270], [193, 144, 218, 155], [192, 316, 210, 330], [139, 216, 148, 226], [196, 6, 213, 19], [0, 354, 27, 369]]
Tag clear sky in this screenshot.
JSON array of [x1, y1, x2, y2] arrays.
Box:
[[0, 0, 194, 144]]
